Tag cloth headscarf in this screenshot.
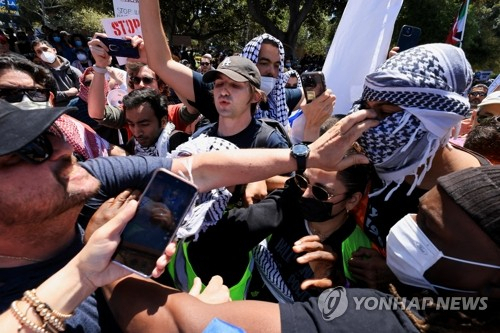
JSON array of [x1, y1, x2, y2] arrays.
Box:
[[349, 43, 473, 200], [242, 33, 290, 128], [77, 66, 110, 104], [170, 136, 238, 240], [282, 69, 303, 89]]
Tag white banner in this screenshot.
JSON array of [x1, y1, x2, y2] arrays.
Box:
[[101, 15, 142, 65], [322, 0, 404, 114], [113, 0, 139, 17]]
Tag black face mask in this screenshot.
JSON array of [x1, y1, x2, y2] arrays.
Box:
[[298, 196, 347, 223]]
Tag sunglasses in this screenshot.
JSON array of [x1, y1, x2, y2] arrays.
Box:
[[469, 92, 487, 97], [200, 62, 210, 66], [477, 115, 500, 125], [15, 126, 64, 164], [294, 174, 346, 202], [131, 76, 156, 85], [0, 88, 50, 103]]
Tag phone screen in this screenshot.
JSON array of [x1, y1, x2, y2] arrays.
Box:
[[301, 71, 326, 103], [113, 168, 198, 277]]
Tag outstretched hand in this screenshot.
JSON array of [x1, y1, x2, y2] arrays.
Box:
[[308, 109, 379, 171]]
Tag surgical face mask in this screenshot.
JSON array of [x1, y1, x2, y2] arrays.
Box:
[[298, 196, 347, 223], [40, 51, 57, 64], [11, 95, 50, 110], [260, 76, 276, 96], [74, 40, 83, 47], [386, 214, 500, 294], [52, 36, 61, 43], [76, 53, 87, 62], [285, 62, 291, 68]]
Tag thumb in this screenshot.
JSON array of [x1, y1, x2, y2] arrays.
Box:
[[188, 277, 203, 296]]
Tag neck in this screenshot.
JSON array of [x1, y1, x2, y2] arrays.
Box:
[[217, 113, 252, 137], [0, 208, 80, 268]]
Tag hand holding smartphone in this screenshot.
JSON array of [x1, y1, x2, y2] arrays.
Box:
[[113, 168, 198, 277], [301, 71, 326, 103], [97, 36, 140, 59], [397, 25, 422, 52]]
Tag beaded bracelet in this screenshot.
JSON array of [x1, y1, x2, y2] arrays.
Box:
[[10, 300, 49, 333], [23, 289, 72, 332]]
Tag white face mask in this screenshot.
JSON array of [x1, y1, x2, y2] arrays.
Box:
[[40, 51, 57, 64], [260, 76, 276, 96], [386, 214, 500, 294], [11, 95, 50, 110]]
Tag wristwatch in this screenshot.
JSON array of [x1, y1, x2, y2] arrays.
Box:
[[290, 143, 310, 174]]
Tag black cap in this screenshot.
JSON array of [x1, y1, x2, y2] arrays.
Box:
[[203, 56, 261, 88], [0, 99, 72, 156], [437, 166, 500, 247]]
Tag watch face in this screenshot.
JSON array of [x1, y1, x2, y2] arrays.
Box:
[[293, 144, 309, 156]]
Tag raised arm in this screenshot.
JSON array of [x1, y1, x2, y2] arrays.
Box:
[[139, 0, 196, 102], [87, 33, 112, 120]]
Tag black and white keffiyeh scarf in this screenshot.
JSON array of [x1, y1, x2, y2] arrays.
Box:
[[242, 33, 290, 128], [134, 122, 176, 157], [349, 43, 473, 200], [170, 136, 238, 240]]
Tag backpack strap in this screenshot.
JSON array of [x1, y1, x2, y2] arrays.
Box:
[[254, 118, 292, 148]]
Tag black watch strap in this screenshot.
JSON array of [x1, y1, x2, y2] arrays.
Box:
[[291, 143, 310, 174]]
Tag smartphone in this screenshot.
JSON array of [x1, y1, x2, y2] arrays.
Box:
[[397, 25, 422, 52], [113, 168, 198, 277], [301, 71, 326, 103], [97, 36, 140, 59]]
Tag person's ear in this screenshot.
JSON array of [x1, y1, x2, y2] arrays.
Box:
[[346, 192, 362, 212], [160, 115, 168, 128], [49, 91, 55, 107], [251, 89, 263, 104]]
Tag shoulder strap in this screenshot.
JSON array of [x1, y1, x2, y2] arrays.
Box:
[[255, 118, 292, 148]]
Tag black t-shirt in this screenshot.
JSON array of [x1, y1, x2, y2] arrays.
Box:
[[280, 288, 420, 333], [192, 117, 289, 149]]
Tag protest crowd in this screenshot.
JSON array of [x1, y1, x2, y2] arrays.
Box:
[[0, 0, 499, 332]]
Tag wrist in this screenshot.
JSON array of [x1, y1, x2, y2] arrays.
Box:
[[93, 64, 108, 74]]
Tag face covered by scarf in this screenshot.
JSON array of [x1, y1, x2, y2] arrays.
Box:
[[241, 33, 289, 128], [349, 43, 473, 200]]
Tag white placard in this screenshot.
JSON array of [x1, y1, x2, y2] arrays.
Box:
[[113, 0, 139, 18], [101, 15, 142, 65]]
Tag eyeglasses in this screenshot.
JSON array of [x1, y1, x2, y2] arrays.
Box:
[[200, 62, 210, 66], [0, 88, 50, 103], [131, 76, 156, 85], [477, 115, 500, 125], [82, 80, 92, 87], [469, 92, 487, 97], [294, 174, 346, 202]]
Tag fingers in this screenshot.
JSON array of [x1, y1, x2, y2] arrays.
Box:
[[89, 199, 138, 243], [296, 250, 336, 265], [205, 275, 225, 290], [301, 278, 333, 291], [151, 242, 177, 278], [188, 277, 203, 296]]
